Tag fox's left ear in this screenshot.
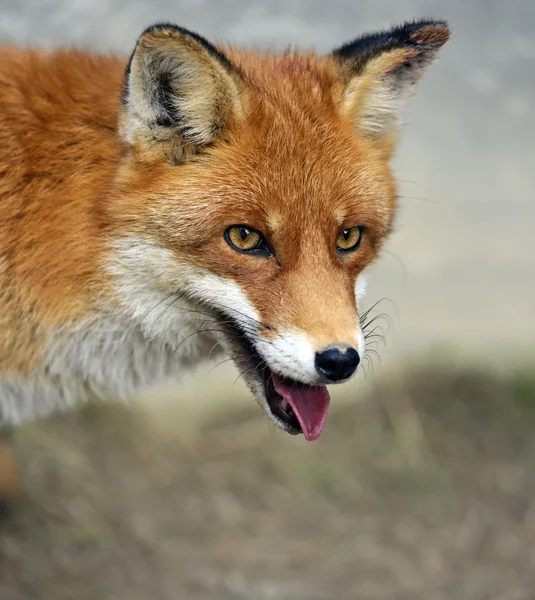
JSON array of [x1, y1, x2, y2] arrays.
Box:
[[121, 23, 243, 163], [331, 20, 450, 153]]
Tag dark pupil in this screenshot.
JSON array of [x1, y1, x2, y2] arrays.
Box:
[[343, 229, 350, 241], [240, 227, 250, 241]]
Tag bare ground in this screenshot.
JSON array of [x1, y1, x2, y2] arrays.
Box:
[[1, 368, 535, 599]]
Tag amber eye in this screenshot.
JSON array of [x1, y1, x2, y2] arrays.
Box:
[[337, 226, 362, 252], [225, 225, 271, 256]]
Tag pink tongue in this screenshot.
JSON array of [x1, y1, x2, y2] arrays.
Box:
[[272, 373, 331, 441]]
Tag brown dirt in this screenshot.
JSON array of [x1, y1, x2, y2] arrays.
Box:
[[1, 368, 535, 599]]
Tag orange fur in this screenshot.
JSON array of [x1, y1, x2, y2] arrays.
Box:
[[0, 21, 449, 446], [0, 46, 394, 357], [0, 49, 123, 374]]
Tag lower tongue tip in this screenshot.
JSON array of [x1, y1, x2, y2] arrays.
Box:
[[302, 428, 323, 442]]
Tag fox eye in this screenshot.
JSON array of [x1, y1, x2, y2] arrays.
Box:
[[225, 225, 271, 256], [337, 226, 362, 253]]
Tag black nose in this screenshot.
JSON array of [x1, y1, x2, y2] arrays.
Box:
[[315, 345, 360, 382]]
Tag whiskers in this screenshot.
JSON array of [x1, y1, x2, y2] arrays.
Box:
[[359, 298, 395, 378], [132, 288, 273, 358], [145, 292, 274, 384]]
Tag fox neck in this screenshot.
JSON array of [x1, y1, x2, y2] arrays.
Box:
[[0, 309, 221, 425]]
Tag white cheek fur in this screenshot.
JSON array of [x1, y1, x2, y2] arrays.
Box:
[[355, 275, 368, 304], [182, 273, 262, 334], [256, 329, 319, 385]]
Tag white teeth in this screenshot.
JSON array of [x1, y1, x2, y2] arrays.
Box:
[[280, 398, 289, 412]]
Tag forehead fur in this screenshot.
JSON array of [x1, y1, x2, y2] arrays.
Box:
[[119, 49, 395, 240], [228, 48, 339, 96]]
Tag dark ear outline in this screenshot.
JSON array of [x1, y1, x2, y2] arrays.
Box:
[[122, 23, 236, 107], [332, 19, 450, 74], [330, 19, 450, 145]]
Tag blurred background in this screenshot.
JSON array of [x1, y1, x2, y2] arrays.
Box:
[[0, 1, 534, 598]]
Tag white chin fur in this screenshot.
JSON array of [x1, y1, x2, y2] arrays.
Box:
[[255, 329, 320, 385]]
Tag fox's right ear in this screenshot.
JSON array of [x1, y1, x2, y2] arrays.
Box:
[[121, 24, 243, 163], [331, 20, 450, 156]]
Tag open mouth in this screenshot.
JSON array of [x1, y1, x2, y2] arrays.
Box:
[[225, 320, 331, 442]]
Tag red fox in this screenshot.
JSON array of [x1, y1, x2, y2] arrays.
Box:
[[0, 20, 449, 499]]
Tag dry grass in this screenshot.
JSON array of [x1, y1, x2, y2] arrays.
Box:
[[1, 367, 535, 599]]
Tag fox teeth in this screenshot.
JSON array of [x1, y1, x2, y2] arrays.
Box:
[[280, 398, 289, 412]]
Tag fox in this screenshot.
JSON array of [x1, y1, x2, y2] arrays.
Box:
[[0, 20, 449, 502]]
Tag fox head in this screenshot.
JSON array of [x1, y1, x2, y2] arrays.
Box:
[[110, 20, 450, 440]]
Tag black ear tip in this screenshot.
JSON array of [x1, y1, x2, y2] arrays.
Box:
[[130, 22, 235, 74], [139, 22, 191, 40], [407, 17, 449, 28], [386, 18, 451, 48], [332, 18, 450, 62], [406, 19, 451, 46]]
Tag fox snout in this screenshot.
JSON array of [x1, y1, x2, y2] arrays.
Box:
[[252, 316, 364, 388]]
